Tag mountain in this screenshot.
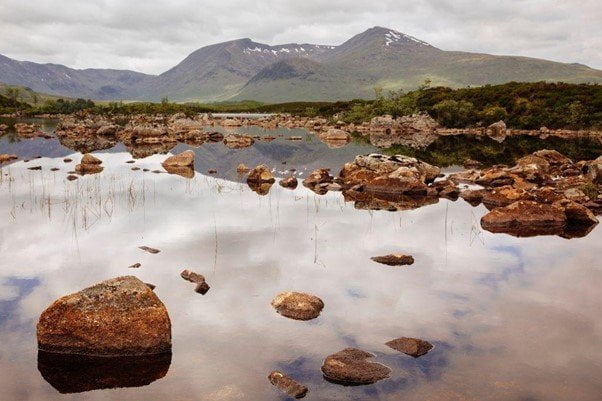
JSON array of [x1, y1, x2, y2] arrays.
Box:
[[0, 53, 152, 100], [1, 27, 602, 102]]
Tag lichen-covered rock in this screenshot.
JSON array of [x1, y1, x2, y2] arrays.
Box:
[[268, 371, 308, 399], [37, 276, 172, 356], [385, 337, 433, 357], [321, 348, 391, 385], [371, 254, 414, 266], [271, 291, 324, 320]]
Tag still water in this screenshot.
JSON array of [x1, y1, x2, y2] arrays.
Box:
[[0, 119, 600, 400]]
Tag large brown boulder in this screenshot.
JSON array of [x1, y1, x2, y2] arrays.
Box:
[[321, 348, 391, 385], [162, 150, 195, 168], [75, 153, 103, 175], [271, 291, 324, 321], [37, 276, 171, 356], [481, 200, 566, 237]]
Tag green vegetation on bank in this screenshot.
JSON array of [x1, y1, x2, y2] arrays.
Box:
[[2, 81, 601, 130]]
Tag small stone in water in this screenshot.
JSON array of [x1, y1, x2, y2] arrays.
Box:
[[63, 158, 72, 163], [50, 167, 60, 171], [180, 269, 210, 294], [271, 291, 324, 320], [139, 246, 160, 254], [371, 254, 414, 266], [321, 348, 391, 385], [385, 337, 433, 357], [67, 175, 78, 181], [28, 166, 42, 170], [268, 371, 308, 398], [129, 263, 141, 269]]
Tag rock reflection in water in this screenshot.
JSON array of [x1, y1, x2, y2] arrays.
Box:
[[37, 351, 171, 393]]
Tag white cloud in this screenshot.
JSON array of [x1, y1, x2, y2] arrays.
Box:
[[0, 0, 599, 74]]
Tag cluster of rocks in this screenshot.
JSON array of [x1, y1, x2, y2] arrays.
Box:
[[448, 150, 601, 237], [74, 153, 103, 175]]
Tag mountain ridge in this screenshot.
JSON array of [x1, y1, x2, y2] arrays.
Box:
[[1, 27, 601, 102]]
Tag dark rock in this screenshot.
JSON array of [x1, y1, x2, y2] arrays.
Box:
[[385, 337, 433, 357], [268, 371, 308, 399], [248, 180, 273, 196], [207, 169, 217, 174], [66, 175, 78, 181], [271, 291, 324, 320], [180, 269, 210, 295], [139, 246, 160, 254], [37, 276, 171, 356], [321, 348, 391, 385], [37, 351, 171, 394], [371, 254, 414, 266], [28, 166, 42, 170], [459, 189, 486, 206], [129, 263, 141, 269]]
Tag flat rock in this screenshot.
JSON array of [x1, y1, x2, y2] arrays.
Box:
[[268, 371, 308, 399], [321, 348, 391, 385], [37, 276, 171, 356], [371, 254, 414, 266], [271, 291, 324, 320], [481, 200, 566, 237], [162, 150, 195, 168], [386, 337, 433, 357], [139, 246, 160, 254]]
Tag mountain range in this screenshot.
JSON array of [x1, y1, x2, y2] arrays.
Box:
[[1, 27, 601, 103]]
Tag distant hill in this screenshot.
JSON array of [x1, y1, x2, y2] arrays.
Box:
[[1, 27, 601, 102]]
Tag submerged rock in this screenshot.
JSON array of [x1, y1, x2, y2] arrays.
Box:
[[385, 337, 433, 357], [371, 254, 414, 266], [162, 150, 195, 168], [268, 371, 308, 399], [271, 291, 324, 320], [37, 276, 171, 356], [321, 348, 391, 385], [180, 269, 210, 294]]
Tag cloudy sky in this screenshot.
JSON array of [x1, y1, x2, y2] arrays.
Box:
[[0, 0, 600, 75]]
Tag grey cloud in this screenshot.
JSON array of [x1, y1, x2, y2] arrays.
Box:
[[0, 0, 600, 74]]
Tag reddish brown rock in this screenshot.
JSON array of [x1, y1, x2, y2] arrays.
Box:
[[303, 168, 332, 189], [481, 200, 566, 237], [371, 254, 414, 266], [75, 153, 103, 175], [271, 292, 324, 321], [36, 276, 171, 356], [321, 348, 391, 385], [161, 150, 194, 168], [459, 189, 486, 206], [386, 337, 433, 357], [268, 371, 308, 399]]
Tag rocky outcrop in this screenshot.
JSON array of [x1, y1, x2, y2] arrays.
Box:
[[371, 254, 414, 266], [385, 337, 433, 357], [369, 113, 439, 148], [271, 292, 324, 321], [37, 276, 171, 356], [321, 348, 391, 385], [268, 371, 308, 399], [14, 122, 42, 138], [75, 153, 103, 175], [481, 200, 567, 237]]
